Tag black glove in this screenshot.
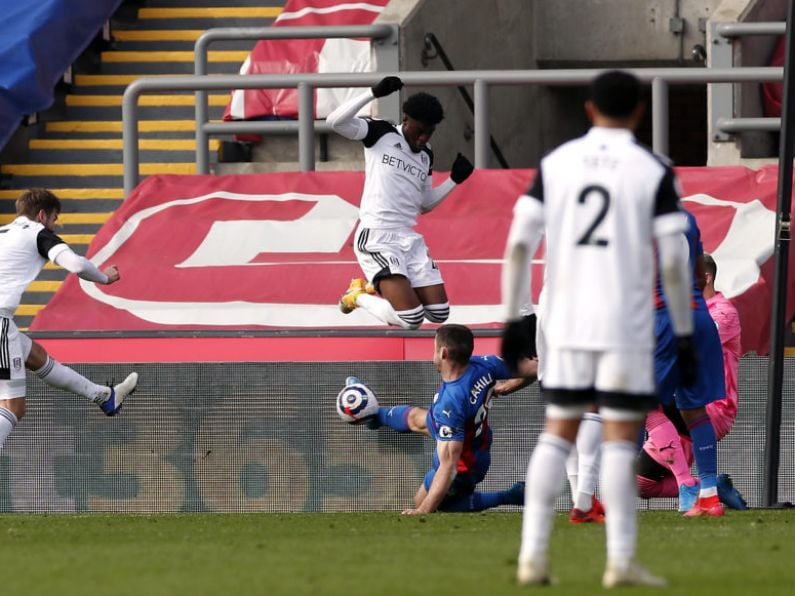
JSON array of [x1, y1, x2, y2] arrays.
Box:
[[501, 314, 537, 373], [450, 152, 474, 184], [371, 76, 403, 98], [676, 335, 699, 387]]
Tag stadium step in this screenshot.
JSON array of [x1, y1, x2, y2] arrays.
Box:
[[2, 0, 286, 329]]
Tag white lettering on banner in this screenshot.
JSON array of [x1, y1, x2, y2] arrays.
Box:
[[75, 190, 769, 328], [682, 195, 776, 298], [177, 193, 359, 267]]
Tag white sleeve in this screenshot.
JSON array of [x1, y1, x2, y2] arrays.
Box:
[[502, 195, 545, 320], [657, 231, 693, 336], [420, 178, 456, 213], [51, 245, 109, 284], [326, 90, 375, 141]]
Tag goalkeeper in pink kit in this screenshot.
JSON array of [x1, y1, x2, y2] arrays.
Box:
[[637, 253, 747, 509]]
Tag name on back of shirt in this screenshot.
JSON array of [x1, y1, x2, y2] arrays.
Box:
[[583, 154, 619, 169], [470, 374, 493, 404]]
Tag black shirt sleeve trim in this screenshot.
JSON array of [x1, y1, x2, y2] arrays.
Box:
[[36, 228, 66, 259], [527, 168, 544, 203], [424, 147, 434, 174], [653, 166, 680, 216], [362, 119, 397, 148]]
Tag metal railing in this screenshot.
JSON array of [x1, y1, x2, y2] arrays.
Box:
[[193, 24, 399, 174], [711, 21, 786, 140], [122, 67, 783, 196]]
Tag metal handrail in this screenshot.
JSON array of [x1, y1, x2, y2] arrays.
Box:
[[716, 22, 786, 37], [422, 33, 510, 169], [122, 66, 783, 196], [193, 24, 398, 174], [711, 21, 787, 142]]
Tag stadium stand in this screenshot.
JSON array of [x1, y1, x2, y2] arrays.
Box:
[[0, 0, 285, 329]]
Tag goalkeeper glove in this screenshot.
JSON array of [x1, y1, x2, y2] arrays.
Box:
[[501, 314, 537, 372]]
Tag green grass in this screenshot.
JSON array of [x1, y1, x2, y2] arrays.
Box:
[[0, 510, 791, 595]]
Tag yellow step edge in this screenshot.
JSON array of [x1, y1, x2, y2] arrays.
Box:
[[66, 94, 230, 107], [1, 163, 195, 176], [74, 74, 182, 86], [59, 234, 94, 245], [26, 281, 63, 293], [44, 262, 63, 271], [786, 347, 795, 357], [30, 139, 220, 151], [138, 7, 281, 19], [0, 188, 123, 199], [102, 50, 248, 63], [112, 30, 204, 42], [15, 305, 45, 316], [0, 213, 111, 225], [46, 120, 213, 133]]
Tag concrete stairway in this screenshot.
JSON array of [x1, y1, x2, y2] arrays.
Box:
[[0, 0, 285, 329]]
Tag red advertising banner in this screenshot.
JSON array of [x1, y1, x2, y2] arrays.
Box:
[[224, 0, 390, 121], [31, 167, 794, 356]]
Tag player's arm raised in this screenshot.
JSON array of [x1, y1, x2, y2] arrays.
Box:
[[326, 76, 403, 141], [402, 439, 463, 515]]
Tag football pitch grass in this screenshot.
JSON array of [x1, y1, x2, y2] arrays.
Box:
[[0, 510, 791, 595]]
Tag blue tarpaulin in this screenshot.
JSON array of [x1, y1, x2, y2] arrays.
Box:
[[0, 0, 123, 151]]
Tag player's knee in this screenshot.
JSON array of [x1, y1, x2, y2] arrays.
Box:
[[397, 306, 425, 329], [2, 399, 26, 421], [423, 302, 450, 323]]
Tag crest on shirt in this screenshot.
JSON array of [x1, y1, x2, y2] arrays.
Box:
[[421, 153, 428, 165], [439, 425, 453, 438], [12, 357, 22, 371]]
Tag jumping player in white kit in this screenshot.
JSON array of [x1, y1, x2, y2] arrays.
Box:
[[327, 76, 474, 329]]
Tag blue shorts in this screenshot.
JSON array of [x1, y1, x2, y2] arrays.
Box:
[[655, 308, 725, 410], [423, 462, 488, 497]]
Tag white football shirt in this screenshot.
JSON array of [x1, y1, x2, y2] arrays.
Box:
[[0, 216, 68, 316], [357, 119, 435, 229], [516, 127, 687, 350]]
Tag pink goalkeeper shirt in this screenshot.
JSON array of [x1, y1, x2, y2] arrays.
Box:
[[706, 292, 742, 435]]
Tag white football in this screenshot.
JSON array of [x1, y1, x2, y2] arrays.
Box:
[[336, 382, 379, 424]]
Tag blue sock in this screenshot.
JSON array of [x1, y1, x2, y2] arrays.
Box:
[[373, 405, 413, 432], [687, 413, 718, 491]]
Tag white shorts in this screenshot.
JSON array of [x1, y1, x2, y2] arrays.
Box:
[[0, 316, 29, 399], [353, 226, 443, 289], [542, 346, 656, 410]]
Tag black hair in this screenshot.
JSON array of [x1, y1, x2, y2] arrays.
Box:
[[402, 92, 444, 125], [436, 324, 474, 365], [590, 70, 641, 118], [703, 253, 717, 279]]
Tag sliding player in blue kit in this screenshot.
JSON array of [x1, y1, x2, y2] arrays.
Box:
[[337, 324, 536, 514]]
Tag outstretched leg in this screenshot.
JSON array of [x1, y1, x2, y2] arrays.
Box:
[[25, 338, 137, 416]]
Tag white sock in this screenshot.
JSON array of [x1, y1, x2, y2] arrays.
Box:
[[574, 412, 603, 511], [565, 448, 578, 502], [34, 357, 110, 403], [601, 440, 639, 569], [356, 294, 422, 329], [519, 433, 573, 563], [0, 407, 18, 450]]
